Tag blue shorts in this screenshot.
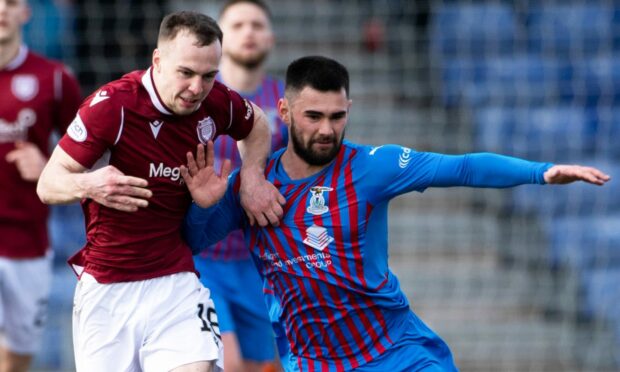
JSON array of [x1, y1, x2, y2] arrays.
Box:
[[280, 311, 457, 371], [194, 257, 275, 362]]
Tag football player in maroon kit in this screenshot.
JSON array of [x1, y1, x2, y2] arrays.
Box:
[[0, 0, 81, 371], [36, 11, 283, 372]]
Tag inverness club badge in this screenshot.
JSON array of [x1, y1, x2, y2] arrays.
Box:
[[307, 186, 333, 215], [196, 117, 215, 144]]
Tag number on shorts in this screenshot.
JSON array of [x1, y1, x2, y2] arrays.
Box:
[[197, 303, 221, 342]]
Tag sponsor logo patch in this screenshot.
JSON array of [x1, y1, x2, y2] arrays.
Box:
[[67, 115, 87, 142], [303, 224, 334, 251], [398, 147, 412, 169]]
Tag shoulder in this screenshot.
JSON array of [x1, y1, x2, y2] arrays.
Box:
[[82, 71, 143, 112]]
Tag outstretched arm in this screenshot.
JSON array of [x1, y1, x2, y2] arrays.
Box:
[[430, 153, 609, 188]]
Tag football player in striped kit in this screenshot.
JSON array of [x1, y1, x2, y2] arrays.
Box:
[[183, 56, 610, 371]]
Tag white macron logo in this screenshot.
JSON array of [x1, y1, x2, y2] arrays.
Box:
[[90, 90, 110, 107], [150, 120, 163, 139], [149, 162, 181, 182]]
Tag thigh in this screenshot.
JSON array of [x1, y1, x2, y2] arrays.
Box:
[[72, 273, 143, 372], [354, 312, 458, 372], [0, 254, 52, 354], [141, 273, 223, 372]]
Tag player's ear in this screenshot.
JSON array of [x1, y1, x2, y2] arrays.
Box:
[[277, 98, 290, 125], [152, 49, 161, 72]]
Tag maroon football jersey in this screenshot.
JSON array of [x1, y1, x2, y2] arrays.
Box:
[[0, 46, 81, 258], [58, 67, 254, 283]]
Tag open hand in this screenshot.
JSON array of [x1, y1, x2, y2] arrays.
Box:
[[544, 165, 611, 185], [181, 142, 232, 208]]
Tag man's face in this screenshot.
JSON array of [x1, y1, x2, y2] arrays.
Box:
[[282, 87, 350, 166], [152, 30, 221, 115], [0, 0, 30, 44], [219, 2, 273, 69]]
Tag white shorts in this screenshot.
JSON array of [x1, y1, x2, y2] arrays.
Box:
[[0, 253, 53, 354], [73, 272, 223, 372]]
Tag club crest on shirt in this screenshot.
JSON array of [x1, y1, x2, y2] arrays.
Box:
[[307, 186, 333, 215], [303, 224, 334, 251], [196, 117, 215, 144], [11, 74, 38, 102]]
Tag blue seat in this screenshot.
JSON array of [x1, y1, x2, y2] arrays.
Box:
[[441, 56, 574, 107], [527, 4, 615, 57], [573, 55, 620, 106], [430, 3, 518, 57], [474, 106, 597, 161], [582, 268, 620, 358], [592, 107, 620, 159], [544, 215, 620, 270], [48, 203, 86, 266]]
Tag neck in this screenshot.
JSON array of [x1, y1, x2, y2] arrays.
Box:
[[219, 56, 265, 93], [0, 37, 21, 70], [280, 147, 331, 180]]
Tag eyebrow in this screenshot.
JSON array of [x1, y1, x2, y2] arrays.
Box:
[[178, 66, 219, 77]]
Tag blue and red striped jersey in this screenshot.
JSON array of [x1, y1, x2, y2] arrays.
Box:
[[199, 75, 288, 261], [185, 142, 552, 370]]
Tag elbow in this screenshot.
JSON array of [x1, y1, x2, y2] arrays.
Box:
[[36, 178, 52, 204]]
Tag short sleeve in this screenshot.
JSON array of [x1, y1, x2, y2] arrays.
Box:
[[58, 88, 123, 169], [224, 86, 255, 140]]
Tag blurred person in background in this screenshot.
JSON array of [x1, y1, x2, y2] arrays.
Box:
[[36, 10, 284, 372], [0, 0, 81, 371], [183, 55, 611, 371], [193, 1, 286, 371]]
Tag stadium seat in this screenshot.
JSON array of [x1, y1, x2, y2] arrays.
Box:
[[582, 267, 620, 358], [430, 3, 518, 57], [573, 55, 620, 106], [544, 215, 620, 270], [526, 4, 615, 57], [440, 55, 574, 107], [474, 106, 597, 161], [592, 107, 620, 159]]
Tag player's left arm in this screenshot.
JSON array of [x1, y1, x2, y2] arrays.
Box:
[[430, 153, 610, 187], [237, 102, 285, 227]]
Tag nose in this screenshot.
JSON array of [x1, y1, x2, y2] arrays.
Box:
[[187, 77, 203, 96], [317, 118, 333, 136]]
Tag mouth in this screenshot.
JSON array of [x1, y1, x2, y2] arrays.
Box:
[[179, 96, 200, 108]]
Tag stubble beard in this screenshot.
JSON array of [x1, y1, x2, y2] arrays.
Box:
[[290, 117, 344, 166]]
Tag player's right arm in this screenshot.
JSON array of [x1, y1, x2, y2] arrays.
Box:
[[37, 87, 152, 212], [37, 146, 151, 212]]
